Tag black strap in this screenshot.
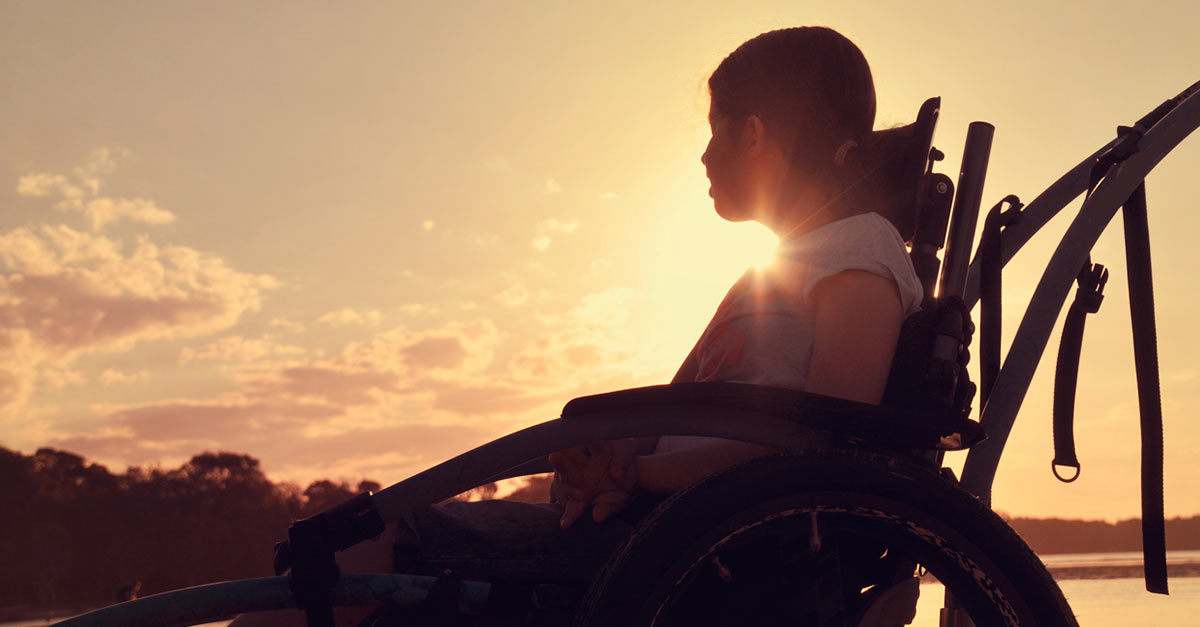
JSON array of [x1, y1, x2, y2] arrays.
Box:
[[978, 195, 1023, 407], [1048, 148, 1119, 484], [1051, 261, 1107, 483], [1056, 127, 1167, 594], [285, 516, 339, 627], [1122, 183, 1168, 594]]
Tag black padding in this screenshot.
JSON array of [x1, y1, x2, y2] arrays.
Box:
[[563, 381, 983, 451]]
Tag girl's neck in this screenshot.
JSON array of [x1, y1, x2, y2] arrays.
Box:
[[760, 180, 840, 241]]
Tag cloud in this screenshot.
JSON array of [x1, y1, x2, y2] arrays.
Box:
[[342, 319, 503, 380], [50, 318, 515, 474], [72, 147, 122, 194], [422, 220, 436, 232], [494, 283, 529, 307], [99, 368, 150, 385], [397, 303, 439, 316], [79, 197, 174, 231], [179, 334, 307, 365], [317, 308, 383, 326], [469, 233, 499, 247], [16, 150, 175, 230], [537, 218, 580, 234], [0, 225, 277, 358], [269, 317, 306, 333], [17, 173, 84, 204], [41, 368, 87, 388], [0, 223, 276, 414], [599, 191, 619, 200], [244, 367, 402, 408], [507, 287, 639, 385], [530, 217, 580, 252], [544, 178, 562, 194]]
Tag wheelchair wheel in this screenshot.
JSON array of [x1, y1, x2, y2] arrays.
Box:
[[577, 451, 1076, 627]]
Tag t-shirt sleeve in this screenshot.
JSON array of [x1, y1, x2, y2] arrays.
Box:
[[799, 214, 924, 315]]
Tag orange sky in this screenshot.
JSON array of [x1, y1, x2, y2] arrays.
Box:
[[1, 1, 1198, 520]]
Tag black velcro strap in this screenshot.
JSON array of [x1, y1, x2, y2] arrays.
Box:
[[1051, 262, 1107, 483], [979, 195, 1023, 407], [1122, 183, 1168, 594]]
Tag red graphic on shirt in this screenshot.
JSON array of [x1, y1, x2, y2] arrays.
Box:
[[696, 321, 747, 381]]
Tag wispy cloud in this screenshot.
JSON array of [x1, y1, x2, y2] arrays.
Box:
[[317, 308, 383, 326], [494, 283, 529, 307], [269, 317, 306, 333], [99, 368, 150, 386], [1, 161, 277, 413], [16, 150, 175, 230], [0, 225, 277, 358], [49, 317, 529, 481], [530, 217, 580, 252], [397, 303, 440, 316], [179, 334, 307, 365], [508, 287, 639, 386]]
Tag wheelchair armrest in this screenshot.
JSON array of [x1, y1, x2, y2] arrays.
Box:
[[562, 382, 984, 451]]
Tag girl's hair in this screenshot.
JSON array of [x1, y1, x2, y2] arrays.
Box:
[[709, 27, 923, 240]]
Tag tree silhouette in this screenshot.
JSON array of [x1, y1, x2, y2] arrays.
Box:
[[3, 443, 1192, 620]]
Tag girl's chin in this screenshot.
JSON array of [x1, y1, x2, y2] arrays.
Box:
[[713, 201, 753, 223]]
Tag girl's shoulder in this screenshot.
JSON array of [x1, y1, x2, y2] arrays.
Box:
[[778, 212, 907, 265], [777, 212, 922, 314]]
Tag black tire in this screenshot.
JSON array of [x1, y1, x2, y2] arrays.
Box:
[[577, 451, 1076, 627]]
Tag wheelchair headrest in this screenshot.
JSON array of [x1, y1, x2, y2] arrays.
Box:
[[867, 97, 941, 242]]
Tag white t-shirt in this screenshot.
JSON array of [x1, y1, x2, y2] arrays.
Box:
[[656, 212, 924, 453]]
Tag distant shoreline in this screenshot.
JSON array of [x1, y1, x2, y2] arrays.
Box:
[[1046, 562, 1200, 581], [917, 559, 1200, 584]]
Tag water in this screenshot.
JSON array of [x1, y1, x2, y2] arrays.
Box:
[[908, 550, 1200, 625], [913, 577, 1200, 626]]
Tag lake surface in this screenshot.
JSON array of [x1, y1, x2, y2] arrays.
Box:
[[913, 577, 1200, 626], [8, 552, 1199, 626], [911, 552, 1200, 625]]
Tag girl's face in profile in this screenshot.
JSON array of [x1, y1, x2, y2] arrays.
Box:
[[701, 107, 754, 222]]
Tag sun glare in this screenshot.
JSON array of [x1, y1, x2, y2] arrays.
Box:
[[636, 186, 782, 375]]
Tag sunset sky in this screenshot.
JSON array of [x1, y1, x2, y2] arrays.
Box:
[[2, 1, 1198, 521]]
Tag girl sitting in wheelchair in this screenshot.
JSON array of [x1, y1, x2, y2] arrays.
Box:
[[234, 25, 924, 627]]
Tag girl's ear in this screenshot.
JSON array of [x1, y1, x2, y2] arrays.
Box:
[[740, 115, 767, 153]]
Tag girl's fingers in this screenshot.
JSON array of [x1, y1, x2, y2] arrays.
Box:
[[549, 453, 586, 486], [591, 490, 630, 523], [560, 498, 586, 530]]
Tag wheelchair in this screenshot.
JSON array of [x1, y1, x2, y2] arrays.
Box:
[[56, 79, 1200, 627]]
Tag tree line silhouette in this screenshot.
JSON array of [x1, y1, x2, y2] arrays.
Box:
[[0, 445, 549, 616], [0, 445, 1194, 617]]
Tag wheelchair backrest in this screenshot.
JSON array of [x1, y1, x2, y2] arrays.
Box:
[[877, 97, 978, 431]]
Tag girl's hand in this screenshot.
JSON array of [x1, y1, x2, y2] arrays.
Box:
[[548, 439, 639, 530]]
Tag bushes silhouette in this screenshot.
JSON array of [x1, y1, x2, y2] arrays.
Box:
[[0, 445, 552, 612]]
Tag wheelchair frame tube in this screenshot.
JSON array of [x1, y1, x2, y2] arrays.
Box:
[[52, 574, 492, 627], [960, 86, 1200, 504], [940, 122, 994, 299], [962, 140, 1110, 308], [372, 405, 826, 523]]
